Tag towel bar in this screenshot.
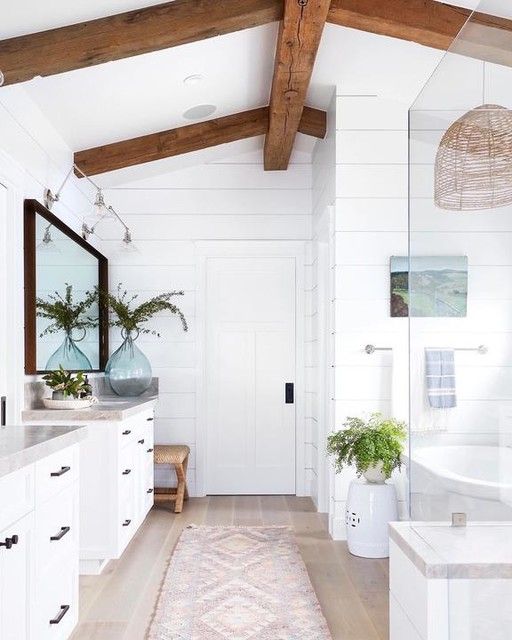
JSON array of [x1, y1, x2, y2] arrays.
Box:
[[365, 345, 488, 355], [364, 345, 392, 354]]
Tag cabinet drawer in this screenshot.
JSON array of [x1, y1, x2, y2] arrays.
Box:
[[36, 483, 78, 577], [35, 445, 78, 505], [117, 409, 154, 449], [0, 465, 34, 532], [37, 551, 78, 640]]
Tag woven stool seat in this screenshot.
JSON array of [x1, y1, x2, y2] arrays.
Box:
[[154, 444, 190, 465], [154, 444, 190, 513]]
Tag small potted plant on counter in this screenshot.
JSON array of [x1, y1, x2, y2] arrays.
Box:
[[42, 366, 95, 409], [327, 413, 407, 559]]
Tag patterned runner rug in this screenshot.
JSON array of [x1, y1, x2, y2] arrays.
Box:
[[147, 525, 332, 640]]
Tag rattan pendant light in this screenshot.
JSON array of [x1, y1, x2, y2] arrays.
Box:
[[434, 103, 512, 211]]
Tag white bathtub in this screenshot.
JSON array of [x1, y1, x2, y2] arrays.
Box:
[[406, 445, 512, 502]]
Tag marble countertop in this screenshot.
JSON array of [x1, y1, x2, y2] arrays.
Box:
[[0, 425, 87, 479], [390, 521, 512, 579], [22, 396, 157, 422]]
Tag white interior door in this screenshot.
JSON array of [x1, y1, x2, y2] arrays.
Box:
[[0, 183, 7, 424], [206, 257, 296, 494]]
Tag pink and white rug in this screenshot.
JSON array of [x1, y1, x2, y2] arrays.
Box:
[[147, 525, 332, 640]]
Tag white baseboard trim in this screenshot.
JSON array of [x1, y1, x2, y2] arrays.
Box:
[[330, 514, 347, 540]]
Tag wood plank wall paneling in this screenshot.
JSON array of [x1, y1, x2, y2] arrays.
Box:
[[102, 150, 314, 497]]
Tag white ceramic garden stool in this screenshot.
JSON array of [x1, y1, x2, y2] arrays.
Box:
[[346, 479, 398, 558]]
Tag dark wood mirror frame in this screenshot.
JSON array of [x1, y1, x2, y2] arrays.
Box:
[[24, 199, 109, 374]]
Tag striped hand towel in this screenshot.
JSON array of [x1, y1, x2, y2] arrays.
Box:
[[425, 348, 456, 409]]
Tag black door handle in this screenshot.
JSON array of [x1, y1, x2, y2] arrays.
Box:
[[1, 396, 6, 426], [122, 519, 131, 527], [147, 488, 154, 494], [50, 526, 71, 542], [138, 438, 145, 444], [146, 417, 154, 421], [285, 382, 294, 404], [122, 429, 131, 435], [51, 466, 71, 477], [122, 469, 132, 475], [0, 535, 18, 549], [147, 447, 154, 453], [50, 605, 70, 625]]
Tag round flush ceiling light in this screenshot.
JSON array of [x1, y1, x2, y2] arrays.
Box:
[[183, 74, 203, 86], [182, 104, 217, 120]]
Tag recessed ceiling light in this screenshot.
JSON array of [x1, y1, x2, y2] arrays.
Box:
[[182, 104, 217, 120], [183, 74, 203, 86]]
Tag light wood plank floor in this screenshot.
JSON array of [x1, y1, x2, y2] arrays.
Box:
[[71, 496, 389, 640]]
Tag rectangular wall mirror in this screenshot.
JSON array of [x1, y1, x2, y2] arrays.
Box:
[[24, 199, 109, 374]]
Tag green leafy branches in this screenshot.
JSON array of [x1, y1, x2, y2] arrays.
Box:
[[42, 366, 92, 398], [327, 413, 407, 480], [36, 284, 98, 338], [101, 284, 188, 336]]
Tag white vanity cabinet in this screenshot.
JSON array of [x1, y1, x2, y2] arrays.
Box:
[[0, 441, 80, 640], [79, 406, 155, 574]]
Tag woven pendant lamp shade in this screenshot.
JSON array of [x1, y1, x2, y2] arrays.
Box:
[[434, 104, 512, 211]]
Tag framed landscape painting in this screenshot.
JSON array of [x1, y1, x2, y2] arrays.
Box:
[[390, 256, 468, 318]]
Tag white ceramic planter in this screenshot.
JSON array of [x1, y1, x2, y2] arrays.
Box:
[[363, 462, 387, 484]]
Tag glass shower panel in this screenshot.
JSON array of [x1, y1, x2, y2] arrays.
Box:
[[408, 0, 512, 526], [407, 3, 512, 638]]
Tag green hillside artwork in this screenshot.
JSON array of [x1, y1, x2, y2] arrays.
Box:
[[390, 256, 468, 318]]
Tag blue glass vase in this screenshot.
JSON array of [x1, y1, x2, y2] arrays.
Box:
[[105, 330, 152, 397], [46, 331, 92, 371]]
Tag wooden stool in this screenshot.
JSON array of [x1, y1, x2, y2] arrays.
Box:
[[154, 445, 190, 513]]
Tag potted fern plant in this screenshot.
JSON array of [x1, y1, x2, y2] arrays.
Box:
[[101, 284, 188, 396], [327, 413, 406, 483]]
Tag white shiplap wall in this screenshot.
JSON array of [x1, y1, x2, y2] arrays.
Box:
[[330, 95, 409, 538], [309, 93, 336, 513], [0, 86, 97, 420], [101, 150, 313, 496]]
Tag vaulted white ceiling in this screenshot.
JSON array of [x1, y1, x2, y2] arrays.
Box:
[[0, 0, 451, 179]]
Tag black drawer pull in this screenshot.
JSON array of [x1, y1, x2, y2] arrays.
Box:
[[147, 488, 154, 494], [147, 448, 154, 453], [146, 417, 154, 421], [122, 429, 131, 435], [51, 466, 71, 477], [122, 469, 132, 475], [50, 526, 71, 542], [138, 438, 145, 444], [122, 519, 131, 527], [50, 605, 70, 625], [0, 535, 18, 549]]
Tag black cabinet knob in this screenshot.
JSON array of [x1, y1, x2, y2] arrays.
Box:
[[122, 469, 132, 475], [147, 488, 154, 494], [122, 519, 131, 527], [146, 417, 154, 422], [138, 438, 145, 444], [147, 448, 154, 453]]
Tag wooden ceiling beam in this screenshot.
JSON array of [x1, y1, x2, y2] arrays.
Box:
[[327, 0, 470, 50], [264, 0, 331, 171], [74, 106, 326, 176], [0, 0, 283, 86], [1, 0, 511, 87]]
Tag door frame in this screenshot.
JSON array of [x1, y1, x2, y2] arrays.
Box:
[[0, 150, 25, 423], [195, 241, 306, 497]]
